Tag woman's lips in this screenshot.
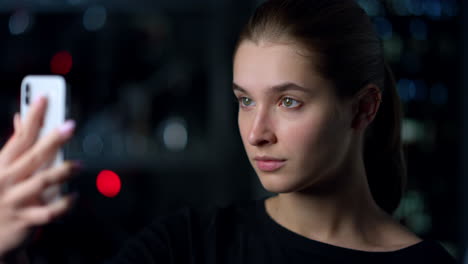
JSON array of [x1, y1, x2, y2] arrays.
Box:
[[255, 159, 286, 172]]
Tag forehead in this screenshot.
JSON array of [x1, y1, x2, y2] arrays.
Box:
[[233, 41, 326, 91]]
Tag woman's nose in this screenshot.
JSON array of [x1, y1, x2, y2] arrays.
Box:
[[247, 111, 277, 146]]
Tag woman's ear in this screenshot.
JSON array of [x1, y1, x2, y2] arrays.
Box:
[[351, 84, 382, 130]]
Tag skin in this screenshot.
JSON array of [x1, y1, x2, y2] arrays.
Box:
[[233, 40, 421, 252], [0, 97, 77, 259]]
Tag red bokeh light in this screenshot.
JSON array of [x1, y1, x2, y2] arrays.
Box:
[[50, 50, 73, 75], [96, 170, 121, 198]]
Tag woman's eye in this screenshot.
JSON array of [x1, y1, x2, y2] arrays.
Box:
[[240, 97, 255, 107], [281, 97, 300, 108]]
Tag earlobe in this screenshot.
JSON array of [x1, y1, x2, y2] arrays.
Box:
[[351, 109, 368, 130]]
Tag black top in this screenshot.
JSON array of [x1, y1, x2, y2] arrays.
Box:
[[110, 198, 456, 264]]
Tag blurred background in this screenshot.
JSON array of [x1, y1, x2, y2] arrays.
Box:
[[0, 0, 463, 263]]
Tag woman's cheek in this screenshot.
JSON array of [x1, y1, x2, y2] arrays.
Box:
[[238, 112, 251, 140], [281, 111, 327, 143]]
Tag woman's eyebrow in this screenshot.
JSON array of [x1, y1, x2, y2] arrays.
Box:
[[232, 82, 310, 94], [232, 83, 247, 93], [270, 82, 310, 93]]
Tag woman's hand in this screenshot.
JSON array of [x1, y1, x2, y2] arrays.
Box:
[[0, 96, 78, 256]]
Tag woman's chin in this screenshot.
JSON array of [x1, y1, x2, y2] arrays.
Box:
[[258, 174, 302, 193]]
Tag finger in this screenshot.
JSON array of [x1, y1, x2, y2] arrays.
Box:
[[3, 120, 75, 184], [0, 97, 47, 166], [21, 96, 48, 140], [14, 112, 21, 132], [4, 162, 76, 207], [18, 194, 75, 226]]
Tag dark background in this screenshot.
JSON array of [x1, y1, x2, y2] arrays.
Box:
[[0, 0, 463, 263]]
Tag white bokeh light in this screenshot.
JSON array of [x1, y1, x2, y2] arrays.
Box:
[[9, 10, 31, 35], [162, 118, 188, 152], [83, 6, 107, 31]]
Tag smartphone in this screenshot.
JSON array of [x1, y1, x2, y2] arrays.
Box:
[[21, 75, 68, 201]]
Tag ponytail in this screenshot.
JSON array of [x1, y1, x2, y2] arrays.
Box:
[[364, 62, 406, 214]]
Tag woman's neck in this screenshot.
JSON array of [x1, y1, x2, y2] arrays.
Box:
[[264, 158, 395, 250]]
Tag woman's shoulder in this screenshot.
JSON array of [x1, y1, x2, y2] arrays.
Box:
[[393, 240, 456, 263], [376, 218, 455, 262]]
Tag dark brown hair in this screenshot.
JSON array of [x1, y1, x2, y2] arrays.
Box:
[[235, 0, 405, 214]]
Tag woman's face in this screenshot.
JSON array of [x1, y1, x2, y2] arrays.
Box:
[[233, 41, 356, 193]]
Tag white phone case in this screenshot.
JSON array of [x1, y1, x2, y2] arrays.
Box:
[[20, 75, 67, 202]]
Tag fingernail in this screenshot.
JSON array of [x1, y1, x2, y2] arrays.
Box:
[[59, 120, 76, 136]]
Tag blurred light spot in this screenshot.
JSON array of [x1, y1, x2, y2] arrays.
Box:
[[404, 190, 424, 212], [410, 212, 431, 234], [401, 118, 425, 144], [409, 18, 428, 40], [397, 79, 416, 102], [373, 16, 393, 40], [163, 118, 188, 151], [396, 190, 431, 234], [50, 51, 73, 75], [424, 0, 441, 19], [430, 83, 448, 105], [9, 10, 31, 35], [383, 34, 403, 63], [82, 133, 103, 156], [83, 6, 107, 31], [357, 0, 381, 16], [96, 170, 121, 198]]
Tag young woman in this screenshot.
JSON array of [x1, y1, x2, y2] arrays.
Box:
[[109, 0, 455, 263], [0, 0, 456, 263]]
